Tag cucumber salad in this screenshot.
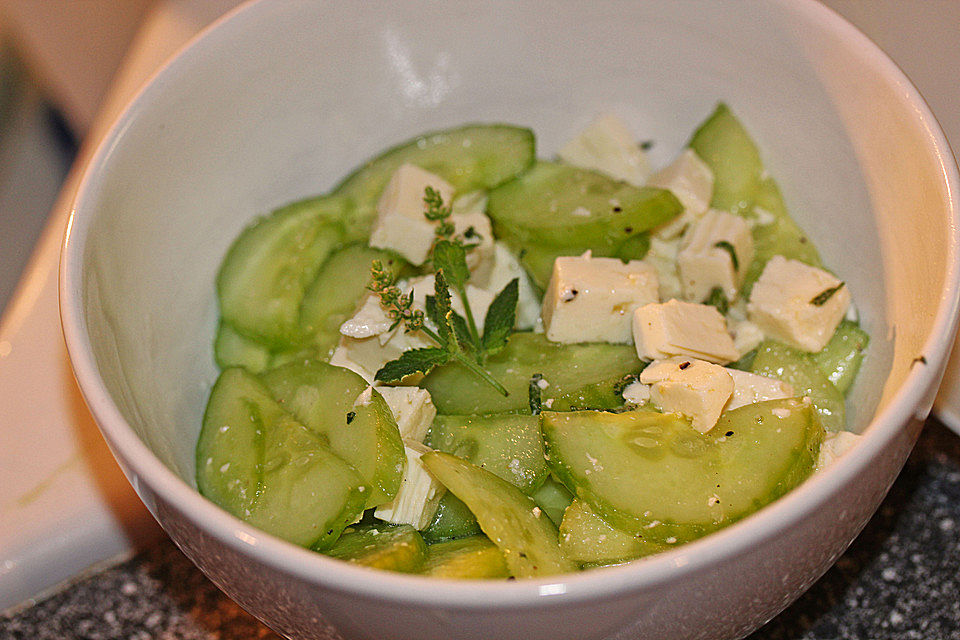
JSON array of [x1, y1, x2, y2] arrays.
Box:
[[198, 105, 868, 579]]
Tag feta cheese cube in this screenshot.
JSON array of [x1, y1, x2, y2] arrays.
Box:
[[621, 380, 651, 405], [374, 440, 445, 529], [369, 164, 455, 265], [816, 431, 861, 471], [747, 256, 851, 352], [633, 299, 740, 364], [474, 241, 542, 330], [558, 114, 651, 186], [724, 369, 793, 411], [542, 253, 659, 344], [375, 386, 436, 443], [677, 209, 754, 303], [640, 357, 734, 433], [643, 236, 682, 301], [648, 149, 714, 239]]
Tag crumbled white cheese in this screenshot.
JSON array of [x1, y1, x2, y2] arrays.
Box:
[[632, 299, 740, 364], [748, 256, 851, 352], [557, 114, 650, 186], [643, 236, 682, 301], [640, 357, 734, 433], [374, 441, 445, 530], [677, 209, 754, 303], [816, 431, 861, 471], [542, 253, 659, 344], [724, 369, 793, 411], [368, 164, 455, 265], [472, 241, 541, 330], [375, 386, 436, 443], [621, 380, 651, 405], [339, 295, 395, 340], [729, 318, 765, 358], [648, 149, 714, 240], [451, 209, 495, 276]]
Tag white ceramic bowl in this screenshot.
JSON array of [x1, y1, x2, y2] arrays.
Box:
[[61, 1, 960, 639]]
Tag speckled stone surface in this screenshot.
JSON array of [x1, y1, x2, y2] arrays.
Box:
[[2, 420, 959, 640]]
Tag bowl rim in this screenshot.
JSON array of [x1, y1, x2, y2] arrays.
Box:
[[59, 0, 960, 610]]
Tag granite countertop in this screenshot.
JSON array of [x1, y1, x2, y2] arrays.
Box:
[[2, 420, 958, 640]]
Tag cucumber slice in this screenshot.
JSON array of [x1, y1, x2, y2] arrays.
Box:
[[489, 161, 680, 246], [261, 360, 405, 508], [811, 320, 869, 395], [217, 198, 344, 348], [421, 451, 577, 578], [750, 340, 845, 431], [541, 401, 822, 543], [688, 104, 821, 295], [422, 536, 510, 579], [559, 500, 666, 566], [421, 493, 482, 542], [326, 523, 427, 573], [197, 368, 365, 549], [214, 321, 271, 373], [531, 475, 574, 526], [426, 413, 548, 494], [421, 333, 643, 415], [333, 124, 535, 237], [299, 244, 409, 357]]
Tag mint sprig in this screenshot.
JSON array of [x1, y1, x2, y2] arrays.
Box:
[[370, 187, 518, 395]]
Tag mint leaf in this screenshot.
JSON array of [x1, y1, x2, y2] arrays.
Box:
[[375, 347, 450, 383], [425, 294, 472, 349], [432, 240, 470, 290], [432, 269, 456, 347], [713, 241, 739, 271], [482, 278, 519, 354]]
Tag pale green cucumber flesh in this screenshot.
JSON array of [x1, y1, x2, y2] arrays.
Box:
[[421, 451, 577, 578], [197, 368, 365, 549], [421, 333, 642, 415], [214, 321, 271, 373], [426, 413, 547, 494], [332, 124, 536, 237], [542, 400, 821, 543], [217, 199, 344, 348], [261, 360, 405, 508], [326, 523, 427, 573], [559, 500, 666, 566], [299, 244, 409, 357], [750, 340, 845, 431], [811, 320, 869, 395], [531, 475, 574, 526], [421, 493, 482, 542], [687, 103, 821, 295], [422, 535, 510, 579]]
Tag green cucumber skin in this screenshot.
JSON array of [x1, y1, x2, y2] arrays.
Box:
[[261, 360, 405, 509], [688, 103, 821, 295], [750, 340, 846, 432], [421, 451, 577, 578], [217, 200, 344, 348], [426, 413, 548, 494], [542, 400, 822, 543], [197, 368, 366, 549], [811, 321, 869, 395], [332, 124, 536, 238], [326, 523, 427, 573], [421, 332, 643, 415], [422, 535, 510, 579]]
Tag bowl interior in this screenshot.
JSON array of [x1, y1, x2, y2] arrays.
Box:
[[70, 1, 950, 506]]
